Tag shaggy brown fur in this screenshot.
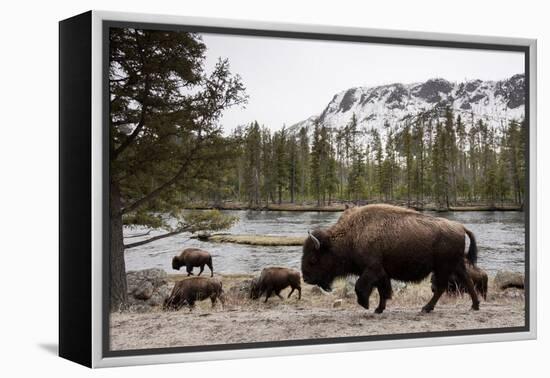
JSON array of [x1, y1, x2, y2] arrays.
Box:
[[163, 277, 224, 311], [250, 267, 302, 302], [172, 248, 214, 277], [301, 204, 480, 314], [431, 260, 488, 300]]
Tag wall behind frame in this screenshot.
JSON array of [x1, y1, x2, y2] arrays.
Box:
[[0, 0, 544, 377]]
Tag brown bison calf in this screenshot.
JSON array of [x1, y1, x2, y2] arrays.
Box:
[[163, 277, 224, 311], [172, 248, 214, 277], [431, 260, 488, 300], [250, 267, 301, 303]]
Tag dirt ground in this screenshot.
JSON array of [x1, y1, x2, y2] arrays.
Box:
[[109, 275, 525, 351]]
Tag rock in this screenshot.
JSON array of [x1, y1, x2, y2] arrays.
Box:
[[502, 288, 524, 299], [333, 299, 343, 308], [125, 269, 172, 310], [147, 285, 172, 306], [494, 271, 524, 290], [133, 281, 154, 300], [340, 276, 357, 298], [310, 286, 331, 296], [391, 281, 407, 294], [127, 268, 168, 292], [128, 304, 150, 313], [229, 279, 254, 298]]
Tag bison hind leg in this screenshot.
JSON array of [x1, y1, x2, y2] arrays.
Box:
[[207, 260, 214, 277], [287, 287, 295, 298], [422, 272, 448, 313]]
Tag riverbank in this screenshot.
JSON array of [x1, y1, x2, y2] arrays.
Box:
[[110, 274, 525, 351], [183, 202, 523, 212]]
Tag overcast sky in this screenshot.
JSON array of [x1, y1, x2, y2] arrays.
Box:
[[201, 33, 524, 132]]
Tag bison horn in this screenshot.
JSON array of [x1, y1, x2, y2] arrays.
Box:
[[308, 231, 321, 250]]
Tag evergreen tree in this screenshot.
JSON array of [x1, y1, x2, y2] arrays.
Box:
[[273, 126, 289, 204], [310, 121, 322, 206], [298, 127, 310, 202], [109, 28, 246, 309]]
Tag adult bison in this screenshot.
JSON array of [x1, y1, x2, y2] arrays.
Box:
[[163, 277, 224, 311], [301, 204, 480, 314], [250, 267, 301, 302], [431, 260, 488, 300], [172, 248, 214, 277]]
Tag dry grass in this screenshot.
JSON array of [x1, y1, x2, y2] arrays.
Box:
[[161, 274, 524, 313], [111, 274, 525, 350]]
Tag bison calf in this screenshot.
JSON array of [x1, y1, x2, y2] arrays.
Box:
[[250, 267, 301, 303], [172, 248, 214, 277], [163, 277, 224, 311], [432, 261, 488, 300]]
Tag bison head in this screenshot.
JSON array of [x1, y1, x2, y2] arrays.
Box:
[[172, 256, 183, 270], [249, 277, 261, 299], [301, 230, 337, 292]]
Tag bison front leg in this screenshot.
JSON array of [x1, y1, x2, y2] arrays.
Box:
[[264, 289, 273, 303], [374, 277, 392, 314], [186, 266, 194, 276], [355, 274, 375, 310]]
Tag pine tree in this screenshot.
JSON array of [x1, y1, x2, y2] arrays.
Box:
[[310, 121, 322, 206], [273, 127, 289, 204], [370, 129, 383, 200], [244, 121, 262, 206], [109, 28, 246, 309], [298, 127, 310, 203]]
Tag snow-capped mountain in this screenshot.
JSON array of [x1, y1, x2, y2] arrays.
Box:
[[290, 74, 525, 134]]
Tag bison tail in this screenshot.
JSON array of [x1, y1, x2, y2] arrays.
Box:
[[464, 227, 478, 265]]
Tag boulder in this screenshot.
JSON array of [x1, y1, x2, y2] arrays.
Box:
[[127, 268, 167, 293], [339, 276, 357, 298], [228, 279, 254, 298], [125, 269, 171, 311], [310, 285, 331, 296], [333, 299, 343, 308], [494, 271, 524, 290], [391, 281, 407, 294], [133, 281, 154, 300]]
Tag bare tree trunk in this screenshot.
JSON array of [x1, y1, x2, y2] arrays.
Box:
[[110, 181, 127, 311]]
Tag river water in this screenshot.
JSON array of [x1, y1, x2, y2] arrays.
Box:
[[124, 210, 525, 276]]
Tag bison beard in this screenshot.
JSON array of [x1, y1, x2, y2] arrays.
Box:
[[301, 204, 480, 314]]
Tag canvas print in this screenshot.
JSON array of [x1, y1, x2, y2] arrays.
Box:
[[107, 26, 527, 352]]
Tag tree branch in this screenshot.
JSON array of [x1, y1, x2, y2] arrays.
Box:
[[119, 135, 204, 215], [124, 227, 190, 249], [112, 98, 148, 160], [124, 229, 152, 239]]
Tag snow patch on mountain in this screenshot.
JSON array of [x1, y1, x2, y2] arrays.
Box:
[[289, 74, 525, 135]]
